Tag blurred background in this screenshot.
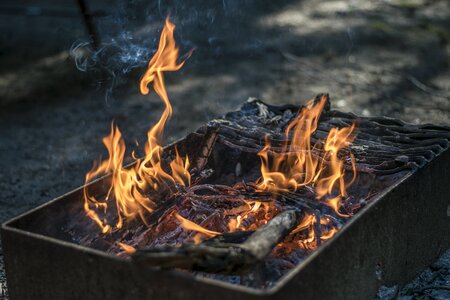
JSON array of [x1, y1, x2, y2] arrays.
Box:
[[0, 0, 449, 298]]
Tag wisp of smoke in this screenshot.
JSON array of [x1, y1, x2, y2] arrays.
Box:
[[70, 31, 153, 75]]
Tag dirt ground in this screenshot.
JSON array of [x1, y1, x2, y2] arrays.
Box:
[[0, 0, 449, 298]]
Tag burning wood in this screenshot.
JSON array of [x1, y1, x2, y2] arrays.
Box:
[[71, 18, 450, 288], [132, 210, 300, 274]]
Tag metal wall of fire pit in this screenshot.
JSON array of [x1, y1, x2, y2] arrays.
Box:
[[2, 147, 449, 300]]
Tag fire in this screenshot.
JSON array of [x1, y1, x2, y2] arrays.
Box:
[[117, 242, 136, 254], [227, 200, 272, 232], [175, 214, 220, 242], [257, 95, 357, 216], [291, 214, 315, 234], [257, 97, 327, 193], [82, 18, 357, 258], [286, 214, 339, 251], [316, 124, 357, 216], [83, 18, 192, 233]]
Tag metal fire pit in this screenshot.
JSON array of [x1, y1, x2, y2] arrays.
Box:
[[2, 99, 450, 300]]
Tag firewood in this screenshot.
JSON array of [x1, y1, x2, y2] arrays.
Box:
[[131, 210, 300, 274]]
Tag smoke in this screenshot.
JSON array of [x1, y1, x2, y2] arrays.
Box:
[[70, 32, 153, 75], [69, 0, 279, 100], [70, 30, 156, 103]]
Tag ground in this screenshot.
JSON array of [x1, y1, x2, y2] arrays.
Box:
[[0, 0, 449, 299]]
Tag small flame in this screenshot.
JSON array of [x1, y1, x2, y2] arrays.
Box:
[[227, 200, 269, 232], [291, 213, 315, 234], [117, 242, 136, 254], [84, 18, 192, 233], [175, 213, 220, 241], [289, 213, 340, 250], [321, 227, 338, 241]]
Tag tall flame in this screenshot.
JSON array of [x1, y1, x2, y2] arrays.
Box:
[[139, 18, 191, 151], [257, 96, 327, 192], [315, 124, 356, 216], [257, 95, 357, 215], [84, 18, 191, 233]]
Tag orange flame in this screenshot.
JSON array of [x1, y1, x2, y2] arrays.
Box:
[[316, 124, 357, 215], [117, 242, 136, 254], [288, 213, 340, 251], [84, 18, 192, 233], [175, 214, 220, 244], [139, 17, 192, 153], [321, 227, 338, 241], [257, 96, 327, 192], [227, 200, 270, 232], [257, 95, 357, 216], [291, 213, 315, 234]]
